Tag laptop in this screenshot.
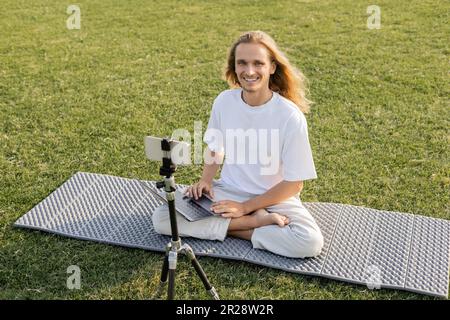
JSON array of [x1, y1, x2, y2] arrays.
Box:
[[139, 181, 217, 222]]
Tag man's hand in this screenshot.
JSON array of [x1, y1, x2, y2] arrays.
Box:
[[211, 200, 248, 218], [186, 179, 214, 200]]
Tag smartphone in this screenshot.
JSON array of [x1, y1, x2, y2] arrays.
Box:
[[144, 136, 191, 165]]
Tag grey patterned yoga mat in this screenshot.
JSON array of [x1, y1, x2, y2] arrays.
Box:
[[13, 172, 450, 298]]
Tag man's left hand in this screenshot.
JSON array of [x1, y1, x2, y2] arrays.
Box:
[[210, 200, 248, 218]]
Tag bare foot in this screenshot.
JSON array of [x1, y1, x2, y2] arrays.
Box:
[[252, 209, 290, 228]]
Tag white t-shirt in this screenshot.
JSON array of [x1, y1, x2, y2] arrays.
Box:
[[203, 88, 317, 195]]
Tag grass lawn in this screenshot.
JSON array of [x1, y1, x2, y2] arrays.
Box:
[[0, 0, 448, 299]]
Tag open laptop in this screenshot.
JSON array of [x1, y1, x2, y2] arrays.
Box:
[[139, 181, 217, 222]]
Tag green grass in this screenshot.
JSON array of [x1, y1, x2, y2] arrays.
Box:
[[1, 0, 449, 299]]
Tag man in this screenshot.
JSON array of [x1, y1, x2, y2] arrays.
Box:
[[152, 31, 323, 258]]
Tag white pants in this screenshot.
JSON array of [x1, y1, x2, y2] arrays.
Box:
[[152, 179, 324, 258]]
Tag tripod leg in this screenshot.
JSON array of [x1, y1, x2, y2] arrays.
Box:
[[151, 245, 171, 300], [183, 245, 220, 300], [167, 250, 178, 300]]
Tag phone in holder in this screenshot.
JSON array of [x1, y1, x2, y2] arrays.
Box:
[[144, 136, 191, 165]]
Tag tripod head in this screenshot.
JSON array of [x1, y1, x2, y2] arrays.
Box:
[[156, 138, 177, 190]]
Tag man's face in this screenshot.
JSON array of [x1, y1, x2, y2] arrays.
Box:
[[235, 43, 276, 94]]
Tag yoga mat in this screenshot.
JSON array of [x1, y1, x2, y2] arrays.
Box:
[[13, 172, 450, 298]]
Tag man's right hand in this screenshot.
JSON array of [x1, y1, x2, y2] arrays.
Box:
[[185, 179, 215, 200]]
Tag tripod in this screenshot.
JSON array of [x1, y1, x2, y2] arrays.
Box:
[[151, 138, 219, 300]]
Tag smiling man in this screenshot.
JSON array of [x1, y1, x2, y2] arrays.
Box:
[[234, 42, 276, 105], [152, 31, 323, 258]]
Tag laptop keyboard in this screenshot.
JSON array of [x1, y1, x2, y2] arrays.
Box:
[[149, 186, 215, 222]]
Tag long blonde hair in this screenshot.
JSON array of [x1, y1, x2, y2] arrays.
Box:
[[224, 31, 312, 114]]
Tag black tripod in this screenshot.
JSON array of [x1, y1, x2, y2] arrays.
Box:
[[151, 138, 219, 300]]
